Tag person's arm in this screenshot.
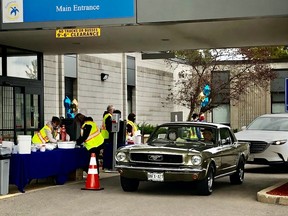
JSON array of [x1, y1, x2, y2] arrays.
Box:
[[76, 124, 92, 145], [44, 128, 57, 143], [126, 124, 133, 136]]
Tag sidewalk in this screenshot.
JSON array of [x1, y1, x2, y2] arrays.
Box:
[[0, 169, 119, 200], [257, 181, 288, 205]]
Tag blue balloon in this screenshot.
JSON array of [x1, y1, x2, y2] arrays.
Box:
[[64, 96, 72, 110], [201, 97, 209, 107], [203, 85, 211, 96]]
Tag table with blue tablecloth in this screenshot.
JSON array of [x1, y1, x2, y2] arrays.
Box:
[[9, 147, 90, 193]]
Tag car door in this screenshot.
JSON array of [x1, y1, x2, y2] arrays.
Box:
[[219, 128, 239, 173]]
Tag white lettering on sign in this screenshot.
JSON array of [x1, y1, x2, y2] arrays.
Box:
[[56, 6, 72, 12], [56, 5, 100, 12]]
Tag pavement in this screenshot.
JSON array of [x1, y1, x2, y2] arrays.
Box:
[[1, 170, 288, 206], [0, 169, 119, 200]]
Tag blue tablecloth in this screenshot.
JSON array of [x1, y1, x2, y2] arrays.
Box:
[[9, 148, 90, 193]]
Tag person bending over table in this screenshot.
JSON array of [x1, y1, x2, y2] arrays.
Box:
[[32, 116, 60, 144], [74, 113, 104, 173]]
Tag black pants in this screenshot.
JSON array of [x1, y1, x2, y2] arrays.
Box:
[[85, 144, 104, 174]]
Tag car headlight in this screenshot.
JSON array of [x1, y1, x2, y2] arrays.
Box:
[[272, 139, 287, 145], [115, 152, 126, 162], [191, 155, 202, 165]]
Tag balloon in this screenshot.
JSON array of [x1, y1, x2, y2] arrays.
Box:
[[71, 99, 79, 113], [203, 85, 211, 96], [198, 92, 205, 102], [201, 97, 209, 107], [64, 96, 72, 110]]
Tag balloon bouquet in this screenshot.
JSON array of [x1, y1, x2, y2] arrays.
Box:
[[200, 84, 211, 108], [64, 96, 78, 118], [197, 85, 211, 122]]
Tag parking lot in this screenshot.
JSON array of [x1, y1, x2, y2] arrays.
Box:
[[0, 164, 287, 216]]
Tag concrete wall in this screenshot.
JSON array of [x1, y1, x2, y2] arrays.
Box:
[[43, 53, 174, 127]]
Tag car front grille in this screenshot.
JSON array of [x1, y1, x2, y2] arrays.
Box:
[[130, 153, 183, 164], [240, 140, 270, 153]]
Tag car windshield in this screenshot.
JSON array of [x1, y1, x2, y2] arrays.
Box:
[[247, 117, 288, 131], [147, 125, 216, 149]]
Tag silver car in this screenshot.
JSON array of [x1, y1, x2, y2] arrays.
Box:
[[115, 122, 249, 195], [235, 113, 288, 165]]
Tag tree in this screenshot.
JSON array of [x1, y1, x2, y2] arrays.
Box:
[[25, 59, 37, 79], [165, 46, 288, 121]]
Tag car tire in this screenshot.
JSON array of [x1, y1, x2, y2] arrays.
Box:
[[120, 176, 139, 192], [230, 157, 245, 185], [197, 165, 214, 195]]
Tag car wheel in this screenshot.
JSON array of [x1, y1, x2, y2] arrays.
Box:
[[197, 165, 214, 195], [230, 157, 245, 185], [120, 176, 139, 192]]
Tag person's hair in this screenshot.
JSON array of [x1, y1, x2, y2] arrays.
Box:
[[74, 113, 86, 125], [114, 109, 121, 118], [107, 105, 114, 112], [52, 116, 60, 124], [128, 113, 136, 122], [103, 110, 109, 117], [192, 113, 199, 119]]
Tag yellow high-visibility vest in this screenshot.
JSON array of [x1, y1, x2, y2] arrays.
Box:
[[32, 124, 52, 144], [82, 121, 104, 150], [126, 120, 138, 139], [101, 113, 112, 139]]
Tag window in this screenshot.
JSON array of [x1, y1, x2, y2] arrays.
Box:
[[7, 48, 38, 80], [270, 70, 288, 113], [220, 128, 233, 145], [211, 71, 230, 124]]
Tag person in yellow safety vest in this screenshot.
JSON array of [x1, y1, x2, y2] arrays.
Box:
[[32, 116, 60, 144], [75, 113, 104, 173], [126, 113, 138, 143], [101, 105, 115, 172], [101, 105, 114, 140], [190, 113, 202, 139]]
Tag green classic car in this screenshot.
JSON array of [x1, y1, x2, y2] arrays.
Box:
[[115, 122, 250, 195]]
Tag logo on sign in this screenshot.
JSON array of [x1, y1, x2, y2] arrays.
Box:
[[148, 155, 163, 162], [3, 0, 23, 23]]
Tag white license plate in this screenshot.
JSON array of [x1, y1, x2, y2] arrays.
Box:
[[147, 172, 164, 182]]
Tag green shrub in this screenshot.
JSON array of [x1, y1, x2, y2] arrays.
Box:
[[137, 122, 156, 135]]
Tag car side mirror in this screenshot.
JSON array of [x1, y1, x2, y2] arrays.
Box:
[[241, 126, 247, 131], [222, 137, 231, 145]]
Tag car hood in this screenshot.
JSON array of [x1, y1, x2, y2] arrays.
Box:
[[119, 143, 202, 154], [235, 130, 288, 142]]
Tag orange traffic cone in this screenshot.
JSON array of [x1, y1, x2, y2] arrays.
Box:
[[81, 153, 104, 191]]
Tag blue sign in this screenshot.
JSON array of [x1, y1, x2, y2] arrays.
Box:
[[2, 0, 135, 23], [285, 78, 288, 112]]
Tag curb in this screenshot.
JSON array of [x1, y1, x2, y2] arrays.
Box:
[[257, 181, 288, 206]]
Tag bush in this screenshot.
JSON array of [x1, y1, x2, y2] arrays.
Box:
[[137, 122, 156, 135]]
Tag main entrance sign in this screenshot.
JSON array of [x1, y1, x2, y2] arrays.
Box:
[[1, 0, 136, 29]]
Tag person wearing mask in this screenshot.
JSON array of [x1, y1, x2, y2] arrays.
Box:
[[101, 105, 115, 171], [126, 112, 138, 144], [74, 113, 104, 173], [32, 116, 60, 144]]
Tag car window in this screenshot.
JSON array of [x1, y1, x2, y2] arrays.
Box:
[[148, 125, 217, 148], [220, 128, 232, 145], [247, 117, 288, 131]]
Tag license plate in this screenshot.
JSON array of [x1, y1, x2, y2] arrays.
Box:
[[147, 172, 164, 182]]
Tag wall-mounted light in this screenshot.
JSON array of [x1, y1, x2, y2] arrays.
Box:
[[101, 73, 109, 81]]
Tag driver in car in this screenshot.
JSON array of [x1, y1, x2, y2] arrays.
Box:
[[202, 128, 215, 145]]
